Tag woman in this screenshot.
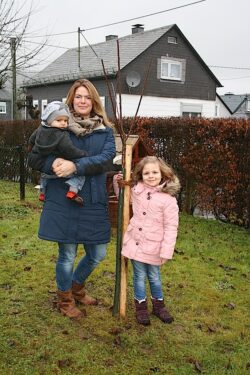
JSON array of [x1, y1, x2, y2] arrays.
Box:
[[28, 79, 116, 319]]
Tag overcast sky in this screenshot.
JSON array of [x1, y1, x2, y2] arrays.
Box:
[[21, 0, 250, 95]]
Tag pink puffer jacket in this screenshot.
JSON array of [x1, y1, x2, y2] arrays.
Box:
[[121, 181, 179, 265]]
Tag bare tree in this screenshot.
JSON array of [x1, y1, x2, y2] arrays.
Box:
[[0, 0, 47, 89]]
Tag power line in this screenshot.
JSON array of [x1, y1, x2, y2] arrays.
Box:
[[210, 65, 250, 71], [80, 31, 99, 59], [220, 75, 250, 81], [23, 0, 206, 39], [22, 40, 69, 50], [3, 30, 76, 39], [82, 0, 206, 31]]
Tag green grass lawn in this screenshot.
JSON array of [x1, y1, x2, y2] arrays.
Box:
[[0, 180, 249, 375]]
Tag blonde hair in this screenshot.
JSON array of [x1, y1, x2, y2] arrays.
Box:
[[132, 156, 181, 196], [66, 79, 112, 127]]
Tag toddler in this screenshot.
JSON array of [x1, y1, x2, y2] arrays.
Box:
[[28, 101, 87, 205]]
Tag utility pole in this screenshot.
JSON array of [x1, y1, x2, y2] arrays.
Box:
[[10, 37, 17, 120], [78, 27, 81, 69]]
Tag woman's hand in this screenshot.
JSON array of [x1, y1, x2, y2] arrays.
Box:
[[52, 158, 65, 169], [52, 158, 77, 177]]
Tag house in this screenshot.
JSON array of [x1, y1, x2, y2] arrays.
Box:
[[0, 88, 12, 120], [0, 76, 29, 120], [23, 23, 225, 119], [220, 93, 250, 118]]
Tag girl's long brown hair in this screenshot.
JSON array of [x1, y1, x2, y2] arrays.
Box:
[[66, 79, 112, 127], [132, 156, 181, 195]]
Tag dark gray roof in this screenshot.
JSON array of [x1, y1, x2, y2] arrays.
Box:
[[24, 23, 222, 88], [24, 25, 173, 87], [220, 94, 247, 113]]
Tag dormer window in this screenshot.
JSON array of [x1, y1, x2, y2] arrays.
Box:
[[161, 58, 182, 81], [168, 36, 177, 44]]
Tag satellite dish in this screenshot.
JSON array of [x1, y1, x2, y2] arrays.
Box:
[[126, 71, 141, 88]]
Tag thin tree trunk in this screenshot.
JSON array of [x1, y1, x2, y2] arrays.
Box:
[[119, 144, 133, 318], [112, 184, 124, 316]]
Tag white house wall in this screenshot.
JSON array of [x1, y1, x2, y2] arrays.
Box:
[[117, 94, 221, 118]]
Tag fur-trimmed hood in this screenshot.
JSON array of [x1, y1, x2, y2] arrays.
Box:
[[161, 175, 181, 196]]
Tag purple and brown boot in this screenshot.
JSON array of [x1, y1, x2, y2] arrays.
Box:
[[134, 299, 151, 325], [152, 298, 174, 324]]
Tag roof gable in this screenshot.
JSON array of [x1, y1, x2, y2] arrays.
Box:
[[220, 94, 247, 113]]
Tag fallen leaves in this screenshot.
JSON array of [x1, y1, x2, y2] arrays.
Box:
[[57, 359, 72, 368], [224, 302, 236, 310], [186, 357, 203, 373]]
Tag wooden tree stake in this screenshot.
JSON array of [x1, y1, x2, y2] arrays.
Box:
[[119, 143, 133, 317]]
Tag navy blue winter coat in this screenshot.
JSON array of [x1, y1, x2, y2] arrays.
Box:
[[29, 126, 116, 244]]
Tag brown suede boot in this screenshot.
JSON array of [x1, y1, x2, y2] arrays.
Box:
[[72, 281, 98, 305], [134, 299, 151, 325], [152, 298, 174, 324], [57, 289, 86, 319]]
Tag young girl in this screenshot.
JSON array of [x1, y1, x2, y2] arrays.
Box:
[[114, 156, 180, 325]]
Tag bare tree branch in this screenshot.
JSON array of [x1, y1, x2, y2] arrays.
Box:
[[0, 0, 48, 88]]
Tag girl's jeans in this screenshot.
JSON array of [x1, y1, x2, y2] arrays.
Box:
[[56, 243, 107, 291], [131, 260, 163, 301]]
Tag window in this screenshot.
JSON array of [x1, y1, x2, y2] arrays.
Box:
[[100, 96, 105, 108], [33, 99, 39, 108], [161, 59, 182, 81], [182, 112, 201, 118], [168, 36, 177, 44], [41, 99, 48, 115], [247, 99, 250, 112], [0, 102, 6, 114], [181, 103, 202, 118], [215, 104, 219, 117]]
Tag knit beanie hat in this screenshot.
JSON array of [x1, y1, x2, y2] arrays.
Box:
[[41, 101, 70, 125]]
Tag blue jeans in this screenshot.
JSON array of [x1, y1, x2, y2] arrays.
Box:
[[56, 243, 107, 291], [131, 260, 163, 301], [65, 176, 85, 192]]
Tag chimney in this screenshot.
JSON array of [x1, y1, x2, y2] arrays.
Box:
[[105, 35, 118, 41], [132, 24, 144, 34]]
